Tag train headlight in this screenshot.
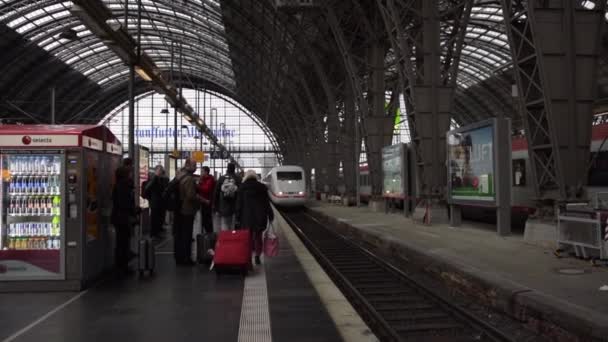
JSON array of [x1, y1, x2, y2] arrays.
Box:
[[298, 191, 304, 195], [278, 191, 284, 196]]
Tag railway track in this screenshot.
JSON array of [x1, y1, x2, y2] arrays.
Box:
[[282, 211, 515, 342]]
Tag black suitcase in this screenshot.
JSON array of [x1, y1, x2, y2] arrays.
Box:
[[196, 233, 216, 264], [138, 237, 156, 275]]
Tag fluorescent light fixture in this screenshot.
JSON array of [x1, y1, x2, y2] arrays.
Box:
[[134, 66, 152, 81]]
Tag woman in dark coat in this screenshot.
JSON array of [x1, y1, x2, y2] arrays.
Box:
[[111, 166, 136, 273], [235, 170, 274, 265]]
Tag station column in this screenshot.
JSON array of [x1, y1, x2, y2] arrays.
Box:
[[501, 1, 606, 212]]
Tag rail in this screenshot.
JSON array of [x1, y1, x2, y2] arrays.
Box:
[[281, 210, 515, 342]]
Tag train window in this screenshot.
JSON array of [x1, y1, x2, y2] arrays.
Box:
[[589, 152, 608, 186], [277, 172, 302, 181], [513, 159, 526, 187]]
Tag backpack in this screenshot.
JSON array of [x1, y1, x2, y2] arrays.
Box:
[[220, 175, 238, 199], [162, 175, 185, 212]]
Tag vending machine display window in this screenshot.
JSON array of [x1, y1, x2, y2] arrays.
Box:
[[0, 153, 64, 280]]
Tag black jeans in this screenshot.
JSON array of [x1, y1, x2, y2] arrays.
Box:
[[150, 207, 164, 237], [201, 205, 213, 234], [115, 223, 131, 269], [174, 213, 195, 263]]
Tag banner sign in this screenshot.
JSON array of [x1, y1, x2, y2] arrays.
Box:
[[134, 126, 236, 139], [447, 123, 495, 202]]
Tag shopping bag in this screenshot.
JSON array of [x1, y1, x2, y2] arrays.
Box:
[[263, 222, 279, 257]]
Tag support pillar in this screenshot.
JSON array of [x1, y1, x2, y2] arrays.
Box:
[[363, 42, 395, 198], [341, 84, 357, 200], [377, 0, 472, 224], [501, 0, 606, 209]]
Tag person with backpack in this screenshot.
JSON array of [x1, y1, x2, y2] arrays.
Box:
[[235, 170, 274, 265], [145, 165, 169, 239], [214, 162, 242, 230], [172, 158, 200, 265]]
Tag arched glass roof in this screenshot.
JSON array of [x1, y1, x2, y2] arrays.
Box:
[[2, 0, 607, 139], [0, 0, 235, 91]]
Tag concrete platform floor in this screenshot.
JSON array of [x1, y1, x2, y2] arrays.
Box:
[[0, 211, 350, 342], [308, 202, 608, 340]]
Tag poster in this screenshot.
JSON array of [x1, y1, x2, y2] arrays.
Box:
[[382, 144, 404, 198], [139, 147, 149, 208], [447, 124, 495, 202]]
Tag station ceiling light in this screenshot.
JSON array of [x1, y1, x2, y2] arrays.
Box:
[[134, 66, 152, 81]]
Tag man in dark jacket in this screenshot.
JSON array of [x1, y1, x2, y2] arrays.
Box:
[[174, 158, 200, 265], [214, 162, 242, 230], [236, 170, 274, 265], [145, 165, 169, 239], [112, 165, 137, 274]]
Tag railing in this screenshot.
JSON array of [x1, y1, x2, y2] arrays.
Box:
[[557, 204, 607, 260]]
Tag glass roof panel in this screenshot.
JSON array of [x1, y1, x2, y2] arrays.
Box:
[[0, 0, 235, 90], [457, 2, 511, 89]]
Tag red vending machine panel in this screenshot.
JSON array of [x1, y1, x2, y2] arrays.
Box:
[[0, 152, 64, 280]]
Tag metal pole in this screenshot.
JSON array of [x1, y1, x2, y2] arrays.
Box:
[[355, 113, 361, 207], [128, 65, 135, 161], [50, 87, 56, 125]]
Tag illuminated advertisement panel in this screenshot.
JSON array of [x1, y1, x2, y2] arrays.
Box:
[[139, 147, 149, 209], [382, 144, 404, 199], [447, 122, 496, 203]]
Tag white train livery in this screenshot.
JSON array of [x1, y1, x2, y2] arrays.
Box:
[[263, 165, 307, 207]]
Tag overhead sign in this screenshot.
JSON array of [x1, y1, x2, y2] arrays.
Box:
[[192, 151, 205, 163], [447, 124, 495, 202]]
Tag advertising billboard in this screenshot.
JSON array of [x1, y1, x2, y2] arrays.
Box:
[[382, 144, 404, 199], [447, 122, 495, 203], [139, 147, 149, 209]]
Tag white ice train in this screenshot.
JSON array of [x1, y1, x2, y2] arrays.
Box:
[[263, 165, 308, 207]]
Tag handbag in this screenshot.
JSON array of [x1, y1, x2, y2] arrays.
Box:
[[263, 222, 279, 257]]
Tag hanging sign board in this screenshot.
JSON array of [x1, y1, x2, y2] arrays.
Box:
[[192, 151, 205, 163]]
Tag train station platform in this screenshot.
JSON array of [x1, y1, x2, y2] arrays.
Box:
[[0, 208, 375, 342], [307, 202, 608, 341]]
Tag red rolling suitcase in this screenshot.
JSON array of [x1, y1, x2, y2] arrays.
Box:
[[213, 229, 251, 275]]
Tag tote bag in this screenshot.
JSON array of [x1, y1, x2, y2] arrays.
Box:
[[263, 222, 279, 257]]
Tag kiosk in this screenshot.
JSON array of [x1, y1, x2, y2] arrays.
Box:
[[0, 125, 122, 291]]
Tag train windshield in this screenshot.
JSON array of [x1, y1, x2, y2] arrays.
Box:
[[277, 172, 302, 181]]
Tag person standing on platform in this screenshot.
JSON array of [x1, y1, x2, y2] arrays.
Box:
[[214, 162, 241, 230], [145, 165, 169, 239], [175, 158, 200, 265], [235, 170, 274, 265], [197, 166, 216, 234], [111, 165, 137, 274]]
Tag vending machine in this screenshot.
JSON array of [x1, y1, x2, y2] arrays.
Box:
[[0, 125, 122, 291]]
